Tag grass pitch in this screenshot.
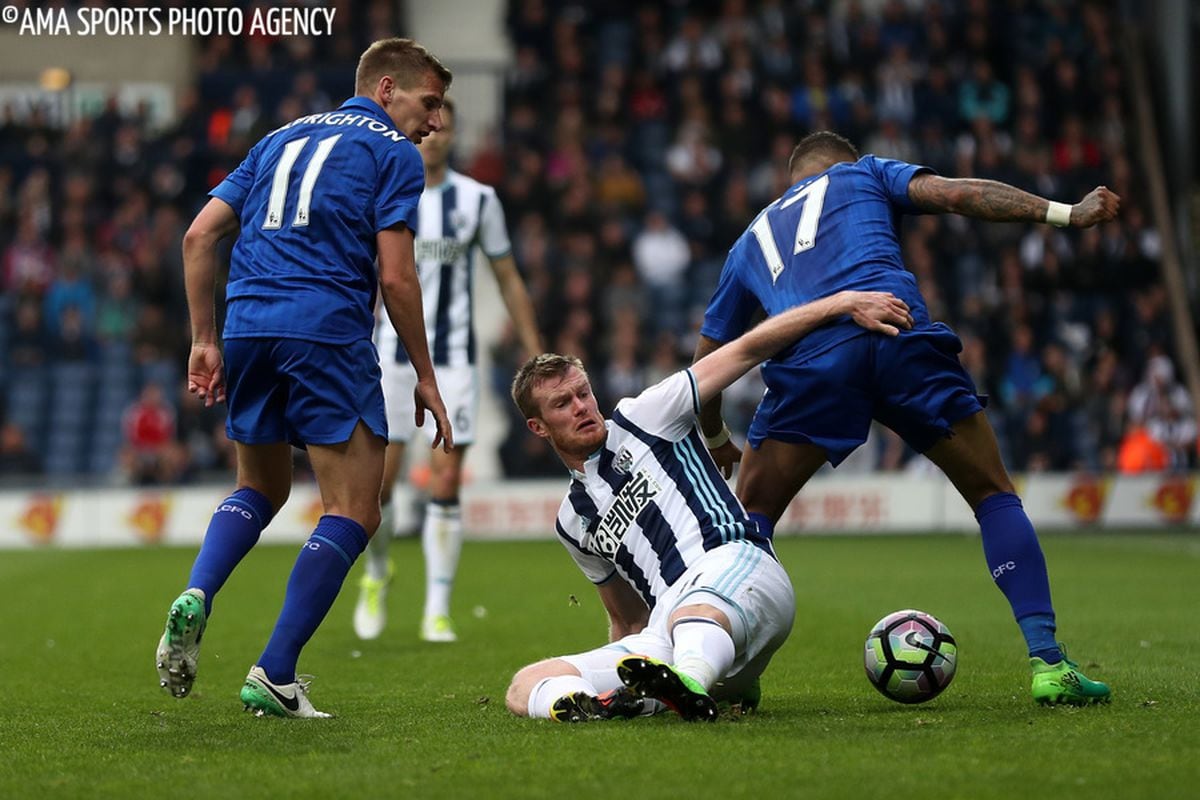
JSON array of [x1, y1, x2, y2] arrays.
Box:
[[1, 531, 1197, 799]]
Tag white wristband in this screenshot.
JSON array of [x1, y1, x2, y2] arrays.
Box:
[[704, 423, 732, 449], [1045, 201, 1072, 227]]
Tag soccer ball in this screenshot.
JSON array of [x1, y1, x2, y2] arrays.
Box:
[[864, 609, 957, 704]]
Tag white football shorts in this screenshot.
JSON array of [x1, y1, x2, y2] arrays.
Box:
[[380, 360, 478, 446], [561, 540, 796, 702]]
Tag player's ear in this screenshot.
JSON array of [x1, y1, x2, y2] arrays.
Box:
[[378, 75, 394, 104], [526, 417, 549, 439]]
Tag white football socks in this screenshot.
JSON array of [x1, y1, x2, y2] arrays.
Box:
[[422, 501, 462, 618], [364, 499, 394, 581], [671, 617, 736, 691], [527, 675, 596, 718]]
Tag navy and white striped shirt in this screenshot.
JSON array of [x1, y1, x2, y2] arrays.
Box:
[[554, 370, 774, 609], [376, 169, 512, 368]]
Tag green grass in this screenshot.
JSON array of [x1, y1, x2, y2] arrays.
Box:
[[2, 532, 1197, 799]]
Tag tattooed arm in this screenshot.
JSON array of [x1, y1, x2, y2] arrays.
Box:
[[907, 174, 1121, 228]]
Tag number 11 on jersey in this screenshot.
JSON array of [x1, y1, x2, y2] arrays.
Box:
[[263, 134, 342, 230], [752, 174, 830, 284]]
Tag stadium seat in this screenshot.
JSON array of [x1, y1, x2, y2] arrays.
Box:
[[5, 366, 49, 450]]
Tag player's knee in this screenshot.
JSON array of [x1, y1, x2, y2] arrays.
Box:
[[505, 662, 546, 716], [506, 658, 575, 716], [669, 603, 733, 636], [505, 676, 530, 716]]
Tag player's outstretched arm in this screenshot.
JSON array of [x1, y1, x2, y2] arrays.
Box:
[[691, 291, 912, 408], [378, 224, 454, 451], [692, 333, 742, 478], [908, 174, 1120, 228], [489, 253, 544, 359], [182, 198, 239, 406]]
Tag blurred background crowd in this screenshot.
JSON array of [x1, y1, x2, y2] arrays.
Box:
[[0, 0, 1195, 487]]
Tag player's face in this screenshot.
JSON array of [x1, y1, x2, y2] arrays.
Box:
[[527, 366, 606, 459], [385, 70, 446, 144], [418, 107, 454, 170]]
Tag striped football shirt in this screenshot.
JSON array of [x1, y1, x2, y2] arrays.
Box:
[[375, 169, 512, 367], [554, 370, 775, 609]]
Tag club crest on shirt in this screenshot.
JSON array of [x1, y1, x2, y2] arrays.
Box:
[[588, 469, 660, 559], [613, 447, 634, 475]]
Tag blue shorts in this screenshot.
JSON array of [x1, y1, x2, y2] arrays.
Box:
[[748, 323, 985, 466], [223, 338, 387, 447]]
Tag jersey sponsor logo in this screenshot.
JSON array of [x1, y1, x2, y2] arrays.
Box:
[[415, 237, 467, 263], [589, 470, 661, 559]]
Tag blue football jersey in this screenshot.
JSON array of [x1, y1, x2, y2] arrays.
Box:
[[701, 155, 932, 361], [211, 97, 424, 344]]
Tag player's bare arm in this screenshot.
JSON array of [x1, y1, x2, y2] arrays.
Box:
[[378, 223, 454, 451], [691, 292, 911, 476], [596, 578, 650, 641], [691, 291, 910, 408], [692, 334, 742, 478], [182, 197, 239, 406], [489, 253, 544, 359], [908, 174, 1121, 228]]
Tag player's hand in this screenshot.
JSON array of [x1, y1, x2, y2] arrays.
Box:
[[187, 343, 225, 407], [841, 292, 914, 336], [1070, 186, 1121, 227], [414, 378, 454, 453], [707, 439, 743, 480]]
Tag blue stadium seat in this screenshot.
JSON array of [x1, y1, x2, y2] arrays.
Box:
[[140, 360, 181, 405], [5, 366, 49, 449], [44, 428, 87, 476]]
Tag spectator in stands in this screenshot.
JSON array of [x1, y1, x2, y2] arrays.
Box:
[[121, 382, 177, 485], [631, 209, 691, 337], [3, 213, 55, 296], [6, 298, 48, 369], [0, 422, 40, 476], [1126, 355, 1196, 470]]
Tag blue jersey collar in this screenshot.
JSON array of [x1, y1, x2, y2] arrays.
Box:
[[336, 97, 398, 131]]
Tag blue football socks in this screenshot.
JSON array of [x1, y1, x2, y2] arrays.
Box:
[[975, 492, 1061, 663], [187, 487, 275, 616], [257, 515, 369, 685]]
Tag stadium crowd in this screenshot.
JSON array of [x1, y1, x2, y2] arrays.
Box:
[[0, 0, 1194, 486]]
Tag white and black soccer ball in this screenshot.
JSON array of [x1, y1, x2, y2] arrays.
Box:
[[864, 609, 957, 704]]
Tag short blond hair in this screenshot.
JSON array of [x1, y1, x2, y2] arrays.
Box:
[[355, 37, 452, 95], [511, 354, 586, 419]]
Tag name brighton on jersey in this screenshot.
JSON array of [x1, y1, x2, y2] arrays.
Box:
[[588, 470, 661, 559], [270, 112, 409, 143]]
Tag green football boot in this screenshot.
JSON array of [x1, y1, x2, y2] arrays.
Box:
[[155, 589, 207, 698], [617, 655, 718, 722], [1031, 645, 1111, 706], [241, 666, 332, 719]]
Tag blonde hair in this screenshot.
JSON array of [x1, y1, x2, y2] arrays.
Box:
[[355, 37, 452, 95], [511, 354, 586, 418]]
